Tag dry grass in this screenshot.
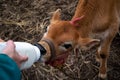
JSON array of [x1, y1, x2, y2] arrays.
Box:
[[0, 0, 120, 80]]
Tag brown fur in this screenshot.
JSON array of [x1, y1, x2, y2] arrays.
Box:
[[40, 0, 120, 79]]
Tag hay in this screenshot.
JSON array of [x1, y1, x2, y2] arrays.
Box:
[[0, 0, 120, 80]]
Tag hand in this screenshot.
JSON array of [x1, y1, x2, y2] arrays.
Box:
[[2, 40, 28, 67]]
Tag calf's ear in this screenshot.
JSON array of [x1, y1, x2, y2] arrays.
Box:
[[79, 38, 100, 50], [51, 9, 61, 22], [70, 15, 84, 27]]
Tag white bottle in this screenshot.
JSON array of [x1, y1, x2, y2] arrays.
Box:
[[0, 42, 41, 70]]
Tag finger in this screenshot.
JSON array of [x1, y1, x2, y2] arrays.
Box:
[[19, 55, 28, 63], [0, 38, 4, 42], [14, 50, 28, 63], [14, 52, 28, 67]]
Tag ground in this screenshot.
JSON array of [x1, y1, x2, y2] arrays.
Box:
[[0, 0, 120, 80]]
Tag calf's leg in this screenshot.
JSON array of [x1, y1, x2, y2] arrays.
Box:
[[97, 24, 118, 79]]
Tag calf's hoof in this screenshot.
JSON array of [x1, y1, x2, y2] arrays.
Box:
[[98, 73, 107, 79]]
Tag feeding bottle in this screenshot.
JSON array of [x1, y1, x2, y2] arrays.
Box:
[[0, 42, 46, 70]]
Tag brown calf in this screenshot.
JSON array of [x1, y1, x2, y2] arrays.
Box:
[[39, 0, 120, 79]]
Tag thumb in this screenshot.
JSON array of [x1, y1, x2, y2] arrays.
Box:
[[2, 40, 15, 54]]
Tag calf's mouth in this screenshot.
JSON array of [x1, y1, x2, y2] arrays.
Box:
[[37, 39, 72, 67]]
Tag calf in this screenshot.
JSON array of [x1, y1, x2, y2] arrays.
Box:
[[40, 0, 120, 79]]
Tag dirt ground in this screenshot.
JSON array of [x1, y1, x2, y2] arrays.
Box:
[[0, 0, 120, 80]]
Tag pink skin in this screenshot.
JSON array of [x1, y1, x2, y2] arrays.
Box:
[[2, 40, 28, 68]]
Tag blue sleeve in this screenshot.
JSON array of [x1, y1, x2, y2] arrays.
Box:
[[0, 54, 21, 80]]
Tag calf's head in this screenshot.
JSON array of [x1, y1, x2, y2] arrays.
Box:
[[40, 9, 100, 67]]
